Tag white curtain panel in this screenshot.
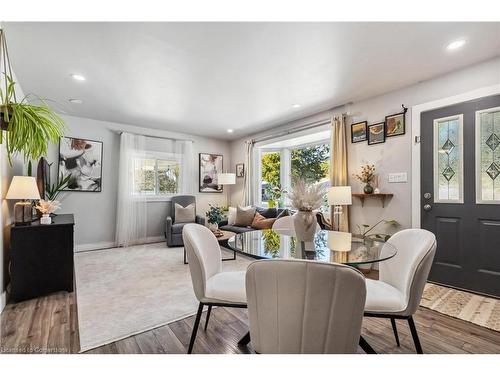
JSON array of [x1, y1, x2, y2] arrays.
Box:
[[177, 140, 194, 195], [115, 132, 148, 247], [243, 140, 255, 206]]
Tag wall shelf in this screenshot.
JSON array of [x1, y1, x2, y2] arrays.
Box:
[[352, 193, 394, 208]]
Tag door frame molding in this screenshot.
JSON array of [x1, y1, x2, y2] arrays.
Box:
[[411, 84, 500, 228]]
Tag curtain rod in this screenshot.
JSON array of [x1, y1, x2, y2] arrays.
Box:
[[250, 112, 348, 145], [117, 131, 194, 143]]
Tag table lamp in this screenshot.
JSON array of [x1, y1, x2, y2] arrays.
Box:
[[5, 176, 41, 226], [327, 186, 352, 231], [217, 172, 236, 185]]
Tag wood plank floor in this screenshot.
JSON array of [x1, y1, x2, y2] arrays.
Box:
[[2, 273, 500, 354]]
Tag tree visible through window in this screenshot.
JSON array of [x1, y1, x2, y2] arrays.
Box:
[[133, 157, 180, 196], [291, 144, 330, 183]]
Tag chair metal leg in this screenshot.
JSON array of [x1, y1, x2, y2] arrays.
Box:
[[359, 336, 377, 354], [204, 305, 212, 331], [237, 331, 251, 346], [390, 318, 400, 346], [188, 303, 204, 354], [407, 316, 423, 354]]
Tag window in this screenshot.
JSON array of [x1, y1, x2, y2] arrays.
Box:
[[133, 153, 181, 197], [258, 131, 331, 209]]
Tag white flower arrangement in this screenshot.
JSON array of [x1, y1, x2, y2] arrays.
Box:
[[288, 179, 327, 212], [35, 199, 61, 215]]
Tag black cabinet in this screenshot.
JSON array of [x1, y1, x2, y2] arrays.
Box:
[[10, 214, 75, 302]]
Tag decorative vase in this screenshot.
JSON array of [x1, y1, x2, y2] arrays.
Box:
[[208, 222, 218, 232], [363, 183, 374, 194], [293, 210, 316, 242], [40, 213, 52, 225]]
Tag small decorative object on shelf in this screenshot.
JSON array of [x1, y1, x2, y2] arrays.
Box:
[[205, 204, 224, 232], [353, 164, 376, 194], [288, 178, 327, 241], [35, 199, 61, 225]]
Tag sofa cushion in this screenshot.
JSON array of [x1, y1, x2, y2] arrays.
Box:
[[234, 206, 256, 227], [251, 212, 276, 229], [171, 223, 187, 234], [174, 203, 195, 223], [256, 207, 278, 219], [219, 225, 254, 234]]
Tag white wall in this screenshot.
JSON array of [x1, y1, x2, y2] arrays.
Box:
[[46, 115, 231, 251], [230, 57, 500, 236]]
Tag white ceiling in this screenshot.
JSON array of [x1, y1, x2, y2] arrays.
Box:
[[3, 22, 500, 140]]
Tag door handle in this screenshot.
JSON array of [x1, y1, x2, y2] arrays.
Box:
[[423, 204, 432, 211]]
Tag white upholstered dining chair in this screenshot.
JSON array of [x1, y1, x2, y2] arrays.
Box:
[[246, 259, 367, 353], [182, 223, 248, 354], [364, 228, 436, 353]]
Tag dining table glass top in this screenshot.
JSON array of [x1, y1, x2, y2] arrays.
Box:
[[226, 229, 397, 266]]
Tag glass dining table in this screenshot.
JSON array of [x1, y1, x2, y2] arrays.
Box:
[[226, 228, 397, 266], [227, 228, 397, 353]]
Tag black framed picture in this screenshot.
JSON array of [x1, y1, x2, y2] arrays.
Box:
[[351, 121, 367, 143], [236, 163, 245, 178], [367, 122, 386, 145], [58, 137, 103, 192], [385, 112, 406, 137], [199, 153, 223, 193]]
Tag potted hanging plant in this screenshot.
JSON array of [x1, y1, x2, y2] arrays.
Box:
[[0, 29, 65, 164]]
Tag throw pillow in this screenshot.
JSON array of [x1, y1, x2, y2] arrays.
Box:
[[174, 203, 196, 223], [256, 207, 278, 219], [251, 212, 276, 229], [234, 205, 256, 227], [276, 208, 291, 219]]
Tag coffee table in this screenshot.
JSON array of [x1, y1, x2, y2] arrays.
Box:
[[183, 229, 236, 264]]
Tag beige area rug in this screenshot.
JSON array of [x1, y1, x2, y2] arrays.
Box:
[[421, 283, 500, 332], [74, 243, 252, 352]]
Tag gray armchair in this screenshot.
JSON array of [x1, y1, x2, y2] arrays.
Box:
[[166, 195, 205, 247]]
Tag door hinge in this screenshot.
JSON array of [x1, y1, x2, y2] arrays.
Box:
[[414, 136, 421, 144]]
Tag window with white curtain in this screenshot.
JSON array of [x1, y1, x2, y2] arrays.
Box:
[[132, 151, 182, 197]]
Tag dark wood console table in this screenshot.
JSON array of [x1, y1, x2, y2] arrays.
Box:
[[9, 214, 75, 302]]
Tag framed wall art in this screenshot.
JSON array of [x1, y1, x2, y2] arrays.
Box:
[[367, 122, 386, 145], [385, 112, 406, 137], [351, 121, 367, 143], [199, 153, 223, 193], [59, 137, 103, 192], [236, 163, 245, 178]]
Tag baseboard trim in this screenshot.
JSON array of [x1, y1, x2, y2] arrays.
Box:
[[0, 291, 6, 313], [74, 236, 165, 253]]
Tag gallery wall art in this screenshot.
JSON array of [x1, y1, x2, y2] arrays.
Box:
[[59, 137, 103, 192], [199, 153, 223, 193]]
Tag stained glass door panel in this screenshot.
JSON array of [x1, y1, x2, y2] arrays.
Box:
[[476, 107, 500, 204], [433, 114, 463, 203]]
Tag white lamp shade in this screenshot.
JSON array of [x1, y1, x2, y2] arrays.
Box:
[[218, 173, 236, 185], [5, 176, 41, 200], [327, 186, 352, 205], [327, 231, 352, 252]]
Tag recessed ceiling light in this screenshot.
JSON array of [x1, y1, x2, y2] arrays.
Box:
[[292, 104, 301, 109], [227, 129, 234, 133], [69, 99, 83, 104], [70, 73, 86, 81], [446, 39, 466, 51]]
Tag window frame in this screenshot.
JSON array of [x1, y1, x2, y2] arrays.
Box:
[[132, 150, 183, 201], [257, 138, 331, 208]]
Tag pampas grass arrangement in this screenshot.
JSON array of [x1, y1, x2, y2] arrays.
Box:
[[288, 178, 327, 212]]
